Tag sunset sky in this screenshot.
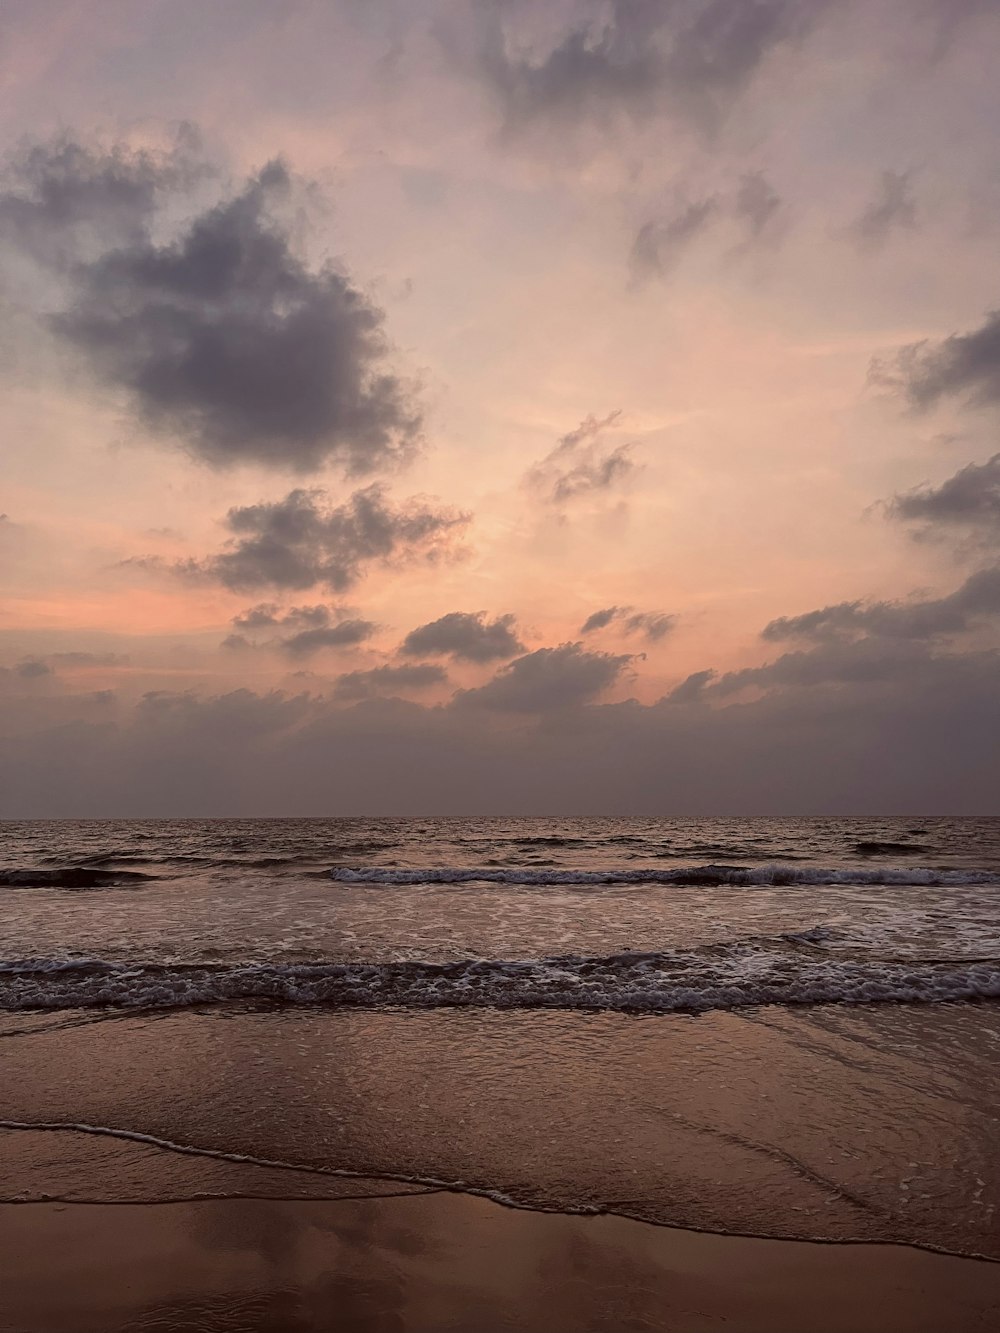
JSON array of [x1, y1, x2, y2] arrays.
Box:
[[2, 0, 999, 814]]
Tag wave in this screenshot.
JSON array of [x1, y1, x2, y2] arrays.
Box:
[[511, 836, 588, 847], [656, 845, 810, 861], [854, 841, 931, 856], [0, 867, 157, 890], [328, 864, 997, 887], [2, 940, 998, 1016]]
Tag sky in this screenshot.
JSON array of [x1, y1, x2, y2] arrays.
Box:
[[1, 0, 1000, 816]]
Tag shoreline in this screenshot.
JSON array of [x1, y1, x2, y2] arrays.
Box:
[[5, 1003, 1000, 1258], [6, 1177, 1000, 1267]]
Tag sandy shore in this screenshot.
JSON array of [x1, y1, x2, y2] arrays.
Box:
[[1, 1192, 999, 1333], [4, 1002, 1000, 1329]]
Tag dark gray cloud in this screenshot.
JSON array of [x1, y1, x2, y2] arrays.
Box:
[[12, 658, 52, 679], [527, 411, 634, 503], [1, 653, 125, 682], [232, 604, 288, 631], [706, 634, 990, 699], [624, 611, 675, 642], [189, 485, 468, 593], [580, 605, 675, 641], [666, 668, 717, 703], [580, 606, 622, 634], [734, 171, 782, 238], [3, 651, 128, 678], [632, 173, 783, 282], [6, 641, 999, 815], [333, 663, 449, 701], [456, 642, 632, 712], [703, 568, 1000, 704], [848, 170, 917, 250], [280, 620, 378, 658], [0, 138, 420, 473], [133, 686, 315, 742], [630, 198, 718, 282], [45, 651, 129, 667], [0, 128, 205, 270], [232, 603, 344, 632], [886, 454, 1000, 546], [400, 611, 524, 662], [477, 0, 826, 140], [224, 603, 376, 655], [872, 310, 1000, 411], [763, 568, 1000, 642]]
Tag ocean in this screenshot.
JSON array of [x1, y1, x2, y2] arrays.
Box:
[[2, 815, 1000, 1264], [3, 816, 999, 1013]]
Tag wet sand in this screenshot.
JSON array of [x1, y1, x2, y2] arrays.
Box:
[[3, 1002, 1000, 1329], [4, 1004, 1000, 1255], [1, 1192, 999, 1333]]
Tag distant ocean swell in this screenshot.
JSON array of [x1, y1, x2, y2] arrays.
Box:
[[3, 941, 999, 1015], [329, 865, 998, 887]]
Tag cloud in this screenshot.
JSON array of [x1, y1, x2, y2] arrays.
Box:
[[630, 198, 718, 283], [632, 173, 783, 282], [848, 170, 918, 250], [12, 658, 52, 679], [45, 651, 128, 668], [623, 611, 675, 641], [188, 485, 468, 593], [886, 454, 1000, 547], [578, 607, 674, 642], [665, 668, 717, 703], [762, 568, 1000, 642], [399, 611, 524, 662], [232, 602, 350, 632], [3, 651, 128, 677], [332, 663, 449, 700], [0, 650, 128, 682], [477, 0, 825, 141], [872, 310, 1000, 410], [580, 605, 675, 641], [232, 604, 290, 631], [132, 687, 314, 742], [0, 128, 206, 271], [6, 643, 999, 815], [280, 620, 378, 657], [456, 642, 632, 712], [706, 634, 995, 699], [580, 606, 622, 634], [706, 569, 1000, 699], [526, 411, 634, 503], [922, 0, 1000, 59], [225, 602, 376, 655], [734, 171, 782, 239], [0, 137, 421, 473]]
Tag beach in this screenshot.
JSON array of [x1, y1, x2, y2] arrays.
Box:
[[3, 1001, 1000, 1330], [2, 817, 1000, 1329]]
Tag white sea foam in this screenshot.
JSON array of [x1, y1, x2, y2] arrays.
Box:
[[329, 864, 998, 887], [2, 946, 998, 1016]]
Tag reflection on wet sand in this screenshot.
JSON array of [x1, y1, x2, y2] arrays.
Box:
[[1, 1194, 999, 1333]]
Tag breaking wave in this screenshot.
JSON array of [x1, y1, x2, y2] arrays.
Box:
[[329, 864, 997, 887], [2, 940, 999, 1015]]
